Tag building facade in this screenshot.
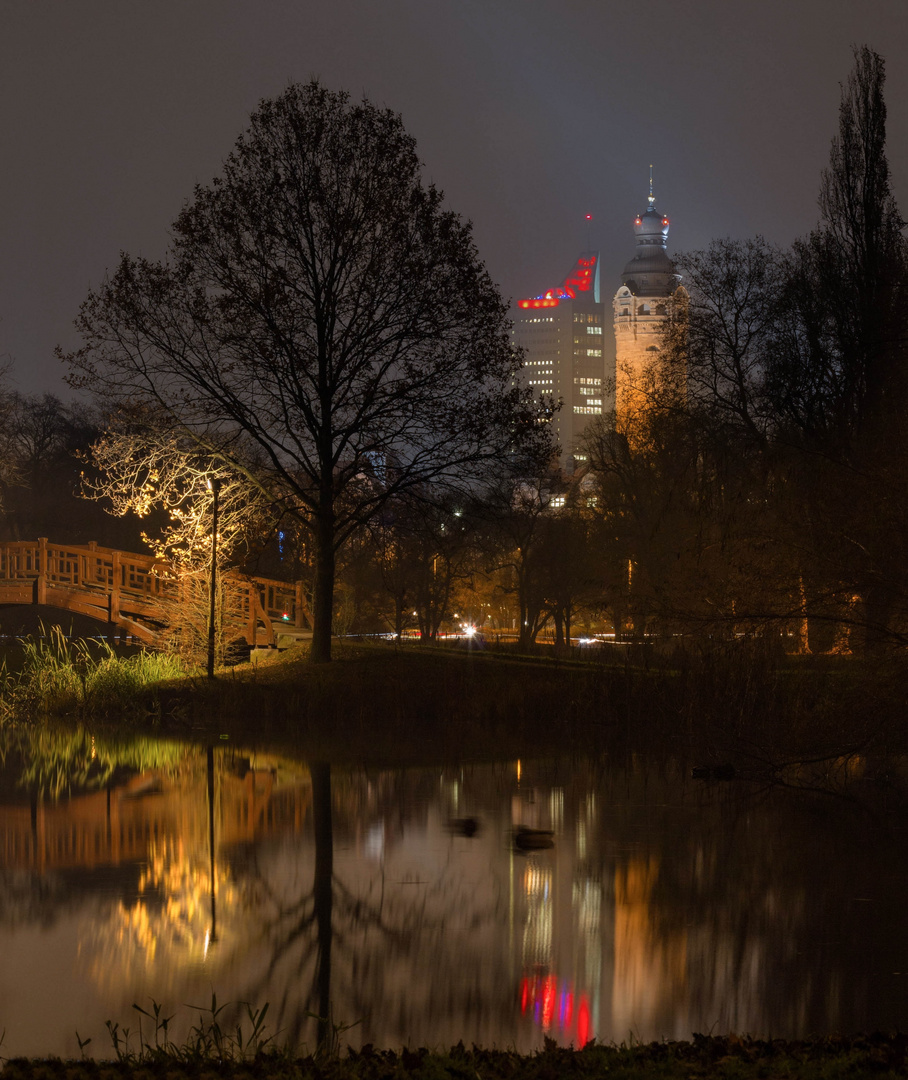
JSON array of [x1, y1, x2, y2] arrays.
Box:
[[511, 252, 614, 470]]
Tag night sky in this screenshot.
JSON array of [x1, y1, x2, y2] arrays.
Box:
[[3, 0, 908, 396]]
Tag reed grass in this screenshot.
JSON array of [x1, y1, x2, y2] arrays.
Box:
[[0, 626, 188, 723]]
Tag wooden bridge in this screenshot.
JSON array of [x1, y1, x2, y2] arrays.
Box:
[[0, 538, 310, 646]]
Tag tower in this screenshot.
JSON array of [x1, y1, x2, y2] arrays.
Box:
[[511, 251, 614, 470], [612, 174, 681, 423]]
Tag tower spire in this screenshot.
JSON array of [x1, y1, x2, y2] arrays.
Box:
[[648, 164, 655, 207]]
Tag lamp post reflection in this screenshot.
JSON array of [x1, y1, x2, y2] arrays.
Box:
[[206, 745, 218, 952]]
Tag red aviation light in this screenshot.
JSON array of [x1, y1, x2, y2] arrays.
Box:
[[662, 217, 669, 226], [635, 217, 642, 225]]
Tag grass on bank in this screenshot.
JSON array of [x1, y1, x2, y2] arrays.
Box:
[[3, 632, 908, 775], [5, 1033, 908, 1080], [144, 636, 908, 770], [0, 626, 187, 723]]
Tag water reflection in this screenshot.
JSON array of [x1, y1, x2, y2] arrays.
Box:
[[2, 728, 908, 1057]]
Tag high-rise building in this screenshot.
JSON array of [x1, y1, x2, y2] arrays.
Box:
[[612, 182, 682, 422], [511, 252, 613, 470]]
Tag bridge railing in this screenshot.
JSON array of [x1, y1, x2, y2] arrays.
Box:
[[0, 539, 311, 644]]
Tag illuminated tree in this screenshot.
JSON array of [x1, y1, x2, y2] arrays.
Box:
[[65, 82, 546, 663], [84, 426, 274, 662]]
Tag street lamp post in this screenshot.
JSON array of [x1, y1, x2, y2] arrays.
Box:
[[207, 477, 221, 679]]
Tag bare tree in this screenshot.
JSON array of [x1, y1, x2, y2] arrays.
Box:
[[664, 238, 784, 446], [64, 82, 548, 663]]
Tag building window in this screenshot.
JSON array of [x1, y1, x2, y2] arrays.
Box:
[[586, 326, 602, 335], [573, 405, 601, 414], [585, 349, 602, 357]]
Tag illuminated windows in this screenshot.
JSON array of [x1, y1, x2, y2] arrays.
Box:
[[586, 326, 602, 335]]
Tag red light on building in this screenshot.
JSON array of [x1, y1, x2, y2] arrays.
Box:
[[585, 213, 592, 221]]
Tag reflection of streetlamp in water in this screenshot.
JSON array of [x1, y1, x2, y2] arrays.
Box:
[[206, 477, 221, 680], [205, 745, 218, 953]]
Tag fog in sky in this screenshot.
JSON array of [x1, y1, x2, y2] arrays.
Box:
[[3, 0, 908, 395]]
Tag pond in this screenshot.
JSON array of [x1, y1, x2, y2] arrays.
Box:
[[1, 726, 908, 1058]]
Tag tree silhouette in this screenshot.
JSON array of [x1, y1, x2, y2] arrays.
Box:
[[65, 81, 548, 663]]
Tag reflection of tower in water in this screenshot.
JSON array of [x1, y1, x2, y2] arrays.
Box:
[[612, 856, 688, 1038], [516, 775, 597, 1047], [522, 863, 554, 970]]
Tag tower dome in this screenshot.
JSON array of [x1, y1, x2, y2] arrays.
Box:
[[621, 194, 678, 296], [633, 205, 670, 245]]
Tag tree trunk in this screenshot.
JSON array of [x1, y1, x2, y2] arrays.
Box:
[[394, 591, 404, 639], [311, 762, 333, 1048]]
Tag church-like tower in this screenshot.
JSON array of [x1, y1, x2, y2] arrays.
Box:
[[612, 175, 681, 423]]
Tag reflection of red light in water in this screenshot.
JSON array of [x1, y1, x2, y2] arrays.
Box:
[[577, 996, 591, 1046], [542, 976, 557, 1028], [562, 988, 573, 1030], [521, 975, 588, 1045]]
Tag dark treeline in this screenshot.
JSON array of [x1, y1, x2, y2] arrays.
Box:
[[0, 392, 148, 550], [585, 45, 907, 655]]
